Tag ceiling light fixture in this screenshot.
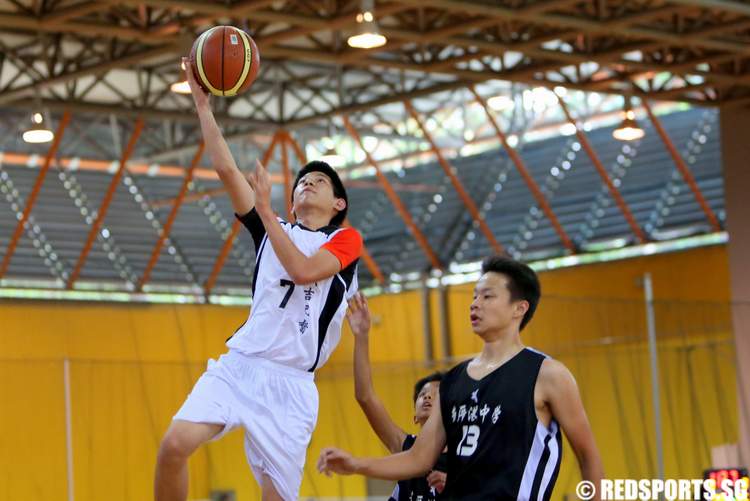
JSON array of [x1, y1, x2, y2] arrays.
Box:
[[348, 0, 387, 49], [171, 60, 191, 94], [613, 95, 645, 141], [22, 112, 54, 144]]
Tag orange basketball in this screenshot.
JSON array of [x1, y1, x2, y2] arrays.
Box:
[[189, 26, 260, 97]]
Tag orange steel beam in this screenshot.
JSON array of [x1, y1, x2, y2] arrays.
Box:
[[360, 248, 386, 285], [280, 132, 293, 220], [557, 95, 648, 244], [342, 116, 443, 270], [136, 141, 205, 291], [0, 107, 644, 182], [204, 131, 281, 295], [642, 100, 722, 232], [404, 100, 504, 255], [469, 87, 576, 253], [204, 220, 243, 296], [282, 131, 387, 285], [284, 130, 307, 165], [66, 118, 145, 288], [0, 152, 245, 181], [0, 111, 71, 279], [150, 179, 440, 207]]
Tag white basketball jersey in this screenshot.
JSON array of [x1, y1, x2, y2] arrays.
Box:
[[227, 209, 360, 372]]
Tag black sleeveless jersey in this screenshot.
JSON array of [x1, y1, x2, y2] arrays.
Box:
[[438, 348, 562, 501], [389, 434, 448, 501]]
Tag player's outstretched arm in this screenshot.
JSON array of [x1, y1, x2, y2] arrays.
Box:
[[348, 293, 407, 453], [540, 359, 604, 500], [248, 160, 354, 284], [317, 392, 446, 480], [184, 57, 254, 215]]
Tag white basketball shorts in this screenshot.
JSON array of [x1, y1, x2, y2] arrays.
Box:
[[174, 350, 319, 500]]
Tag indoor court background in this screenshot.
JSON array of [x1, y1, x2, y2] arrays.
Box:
[[1, 0, 749, 500], [1, 245, 745, 499]]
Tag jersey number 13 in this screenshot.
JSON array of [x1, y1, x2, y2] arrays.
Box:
[[457, 424, 480, 457]]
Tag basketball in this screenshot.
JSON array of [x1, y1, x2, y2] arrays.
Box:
[[189, 26, 260, 97]]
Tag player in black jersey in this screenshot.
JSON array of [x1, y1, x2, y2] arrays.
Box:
[[346, 292, 447, 499], [319, 255, 604, 500]]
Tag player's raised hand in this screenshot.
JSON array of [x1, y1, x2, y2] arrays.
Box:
[[182, 57, 209, 110], [248, 159, 273, 216], [346, 292, 371, 338], [317, 447, 359, 476]]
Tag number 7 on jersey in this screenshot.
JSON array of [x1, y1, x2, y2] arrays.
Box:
[[279, 279, 295, 308]]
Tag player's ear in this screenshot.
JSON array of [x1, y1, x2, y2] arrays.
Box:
[[515, 300, 529, 318], [334, 197, 346, 211]]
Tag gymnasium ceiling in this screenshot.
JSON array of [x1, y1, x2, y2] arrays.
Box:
[[0, 0, 739, 296], [2, 0, 750, 139]]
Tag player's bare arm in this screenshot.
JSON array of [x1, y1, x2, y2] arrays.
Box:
[[538, 358, 604, 500], [184, 58, 254, 216], [318, 392, 446, 480], [348, 292, 407, 453], [248, 159, 342, 285]]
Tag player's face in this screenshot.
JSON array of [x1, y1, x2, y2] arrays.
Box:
[[414, 380, 439, 425], [292, 172, 344, 216], [470, 272, 528, 338]]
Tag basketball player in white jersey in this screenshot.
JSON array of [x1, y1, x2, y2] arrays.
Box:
[[154, 58, 362, 501], [318, 256, 603, 500]]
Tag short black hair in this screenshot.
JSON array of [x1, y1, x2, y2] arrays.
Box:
[[481, 255, 541, 331], [292, 160, 348, 226], [413, 371, 443, 403]]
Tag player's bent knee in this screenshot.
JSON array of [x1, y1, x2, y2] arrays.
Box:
[[158, 428, 197, 461], [158, 421, 223, 462], [157, 434, 189, 462]]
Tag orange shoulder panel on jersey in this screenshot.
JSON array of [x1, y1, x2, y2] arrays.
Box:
[[321, 227, 363, 269]]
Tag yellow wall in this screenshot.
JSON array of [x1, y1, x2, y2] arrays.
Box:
[[0, 244, 738, 500]]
